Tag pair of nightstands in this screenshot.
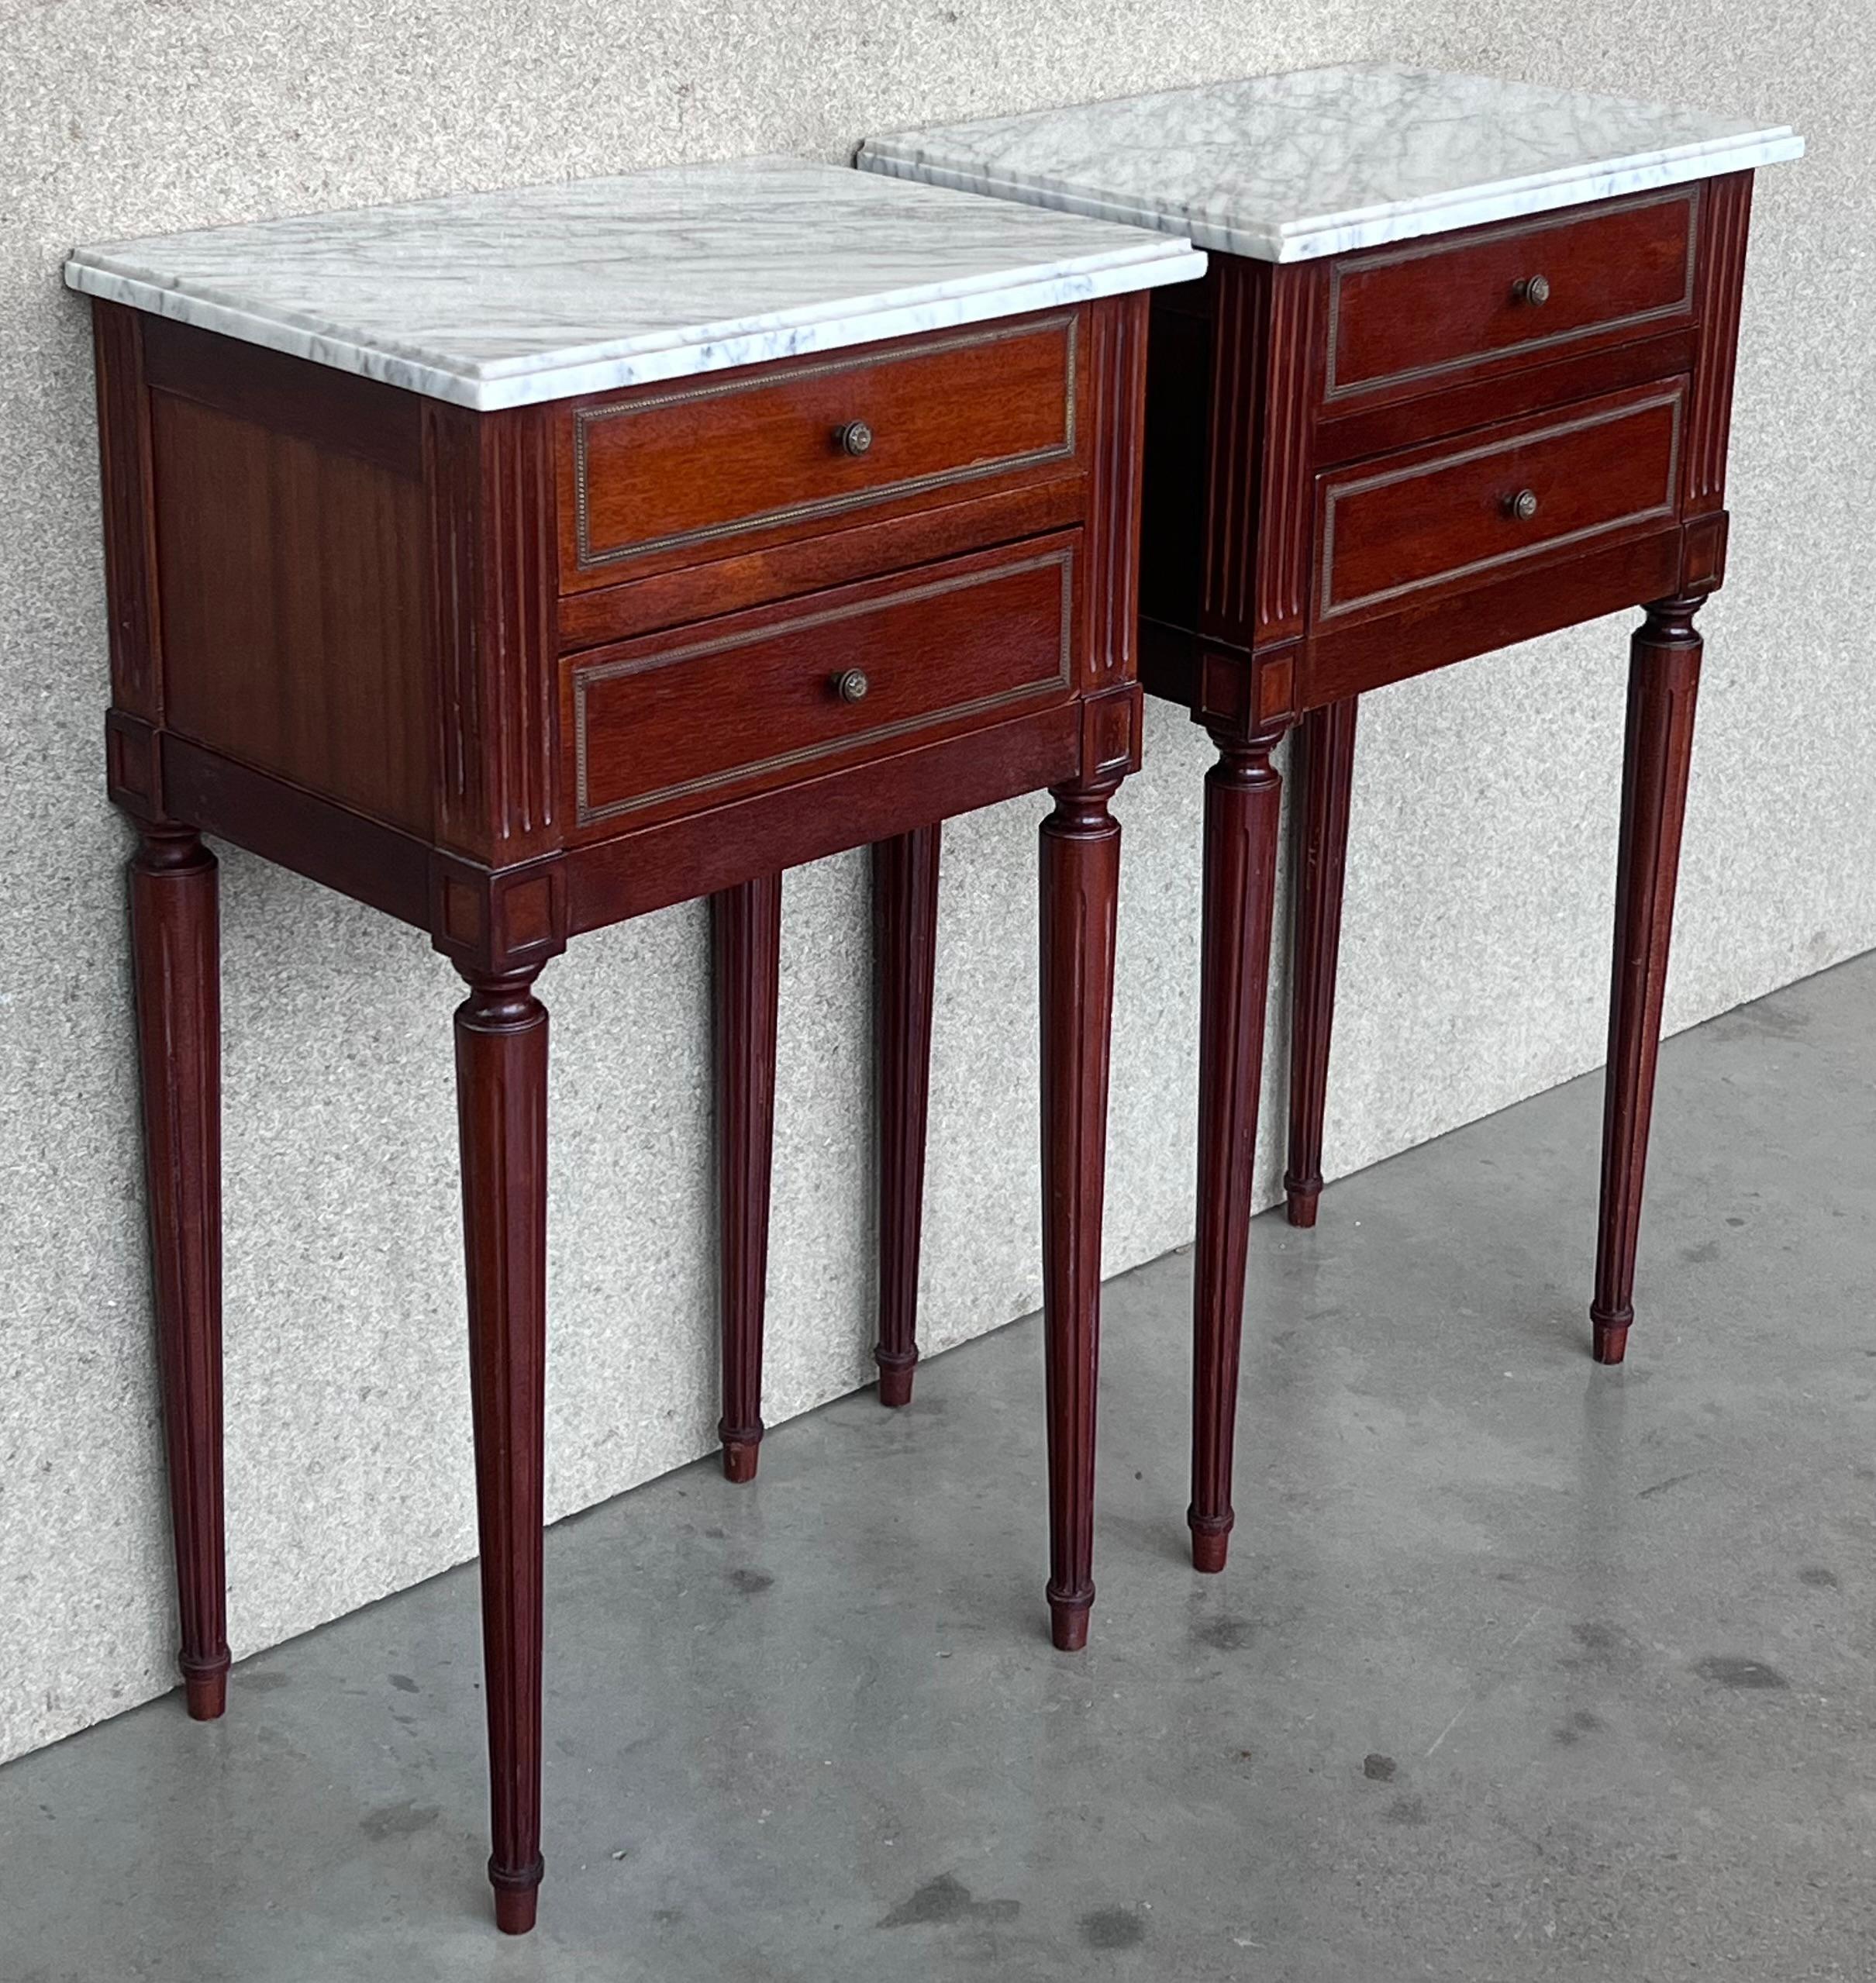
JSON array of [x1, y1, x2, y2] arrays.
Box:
[[67, 64, 1798, 1932]]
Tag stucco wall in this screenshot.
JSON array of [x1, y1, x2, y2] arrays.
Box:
[[1, 2, 1864, 1764]]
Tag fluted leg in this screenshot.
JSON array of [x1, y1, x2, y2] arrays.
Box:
[[1284, 696, 1358, 1229], [1189, 725, 1288, 1574], [1592, 595, 1704, 1365], [1038, 775, 1123, 1651], [712, 874, 781, 1481], [455, 967, 550, 1935], [130, 826, 229, 1721], [872, 827, 940, 1409]]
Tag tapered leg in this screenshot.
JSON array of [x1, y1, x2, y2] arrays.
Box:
[[1038, 776, 1123, 1651], [872, 827, 941, 1409], [129, 826, 229, 1720], [712, 875, 781, 1481], [1284, 697, 1358, 1229], [1189, 725, 1288, 1574], [1592, 595, 1705, 1365], [455, 967, 550, 1935]]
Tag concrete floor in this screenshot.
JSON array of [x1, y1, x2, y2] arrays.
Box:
[[5, 957, 1874, 1983]]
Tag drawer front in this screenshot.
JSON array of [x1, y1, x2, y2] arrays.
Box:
[[570, 534, 1078, 830], [563, 314, 1081, 585], [1316, 381, 1685, 625], [1325, 189, 1699, 406]]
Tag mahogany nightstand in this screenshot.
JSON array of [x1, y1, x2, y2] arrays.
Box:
[[67, 159, 1202, 1930], [857, 69, 1800, 1567]]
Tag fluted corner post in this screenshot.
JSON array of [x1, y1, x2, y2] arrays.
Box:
[[871, 826, 941, 1409], [1283, 695, 1358, 1229], [129, 823, 229, 1721], [1189, 720, 1289, 1574], [454, 965, 550, 1935], [1037, 774, 1123, 1652], [1592, 595, 1705, 1366], [711, 874, 781, 1481]]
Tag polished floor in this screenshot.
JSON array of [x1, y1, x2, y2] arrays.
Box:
[[4, 954, 1873, 1982]]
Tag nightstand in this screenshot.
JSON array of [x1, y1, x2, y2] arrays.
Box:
[[858, 66, 1800, 1567], [67, 157, 1202, 1930]]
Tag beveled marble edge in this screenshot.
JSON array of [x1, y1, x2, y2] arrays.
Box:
[[64, 239, 1206, 410], [857, 129, 1805, 264]]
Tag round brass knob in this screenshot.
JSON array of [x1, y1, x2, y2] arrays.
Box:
[[1513, 274, 1552, 306], [833, 668, 870, 703], [1503, 488, 1540, 522], [835, 420, 874, 457]]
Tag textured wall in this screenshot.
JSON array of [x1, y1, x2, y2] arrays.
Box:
[[0, 2, 1864, 1764]]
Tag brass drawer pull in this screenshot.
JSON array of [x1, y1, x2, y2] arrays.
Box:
[[832, 667, 871, 703], [1512, 274, 1552, 307], [834, 419, 874, 457], [1502, 488, 1540, 522]]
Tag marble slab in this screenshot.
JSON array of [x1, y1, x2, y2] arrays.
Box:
[[858, 65, 1803, 263], [64, 157, 1205, 409]]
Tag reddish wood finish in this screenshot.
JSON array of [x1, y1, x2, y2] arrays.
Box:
[[1592, 595, 1704, 1364], [871, 825, 941, 1408], [1038, 776, 1123, 1650], [1129, 179, 1760, 1571], [1284, 697, 1357, 1229], [1313, 380, 1685, 629], [566, 534, 1078, 834], [1325, 188, 1698, 406], [91, 285, 1147, 1931], [454, 966, 550, 1936], [712, 874, 782, 1479], [1187, 726, 1288, 1572], [563, 313, 1079, 585], [129, 826, 229, 1719]]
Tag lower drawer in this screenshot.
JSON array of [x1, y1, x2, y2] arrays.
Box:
[[1315, 379, 1685, 627], [567, 533, 1079, 832]]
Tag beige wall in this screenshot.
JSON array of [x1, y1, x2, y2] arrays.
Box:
[[1, 2, 1865, 1763]]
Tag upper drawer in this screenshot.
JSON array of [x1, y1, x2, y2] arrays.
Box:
[[1316, 380, 1685, 627], [567, 533, 1079, 833], [559, 313, 1082, 590], [1323, 188, 1700, 409]]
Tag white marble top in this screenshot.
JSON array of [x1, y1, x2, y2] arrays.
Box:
[[64, 157, 1205, 409], [858, 65, 1802, 264]]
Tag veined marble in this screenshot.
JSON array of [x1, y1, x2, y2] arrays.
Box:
[[858, 65, 1803, 263], [64, 157, 1205, 409]]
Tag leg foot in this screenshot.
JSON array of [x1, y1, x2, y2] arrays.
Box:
[[456, 967, 550, 1937], [1592, 596, 1703, 1361], [181, 1655, 230, 1721], [712, 876, 781, 1483], [1190, 726, 1287, 1578], [1591, 1312, 1632, 1366], [1047, 1587, 1092, 1652], [1284, 698, 1357, 1229], [876, 1355, 916, 1410], [873, 826, 940, 1410], [1039, 778, 1123, 1651], [129, 826, 229, 1719], [491, 1858, 545, 1936], [1188, 1515, 1232, 1574]]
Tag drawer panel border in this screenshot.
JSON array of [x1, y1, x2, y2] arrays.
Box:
[[572, 314, 1079, 571], [573, 544, 1075, 826], [1317, 385, 1685, 622], [1323, 187, 1701, 404]]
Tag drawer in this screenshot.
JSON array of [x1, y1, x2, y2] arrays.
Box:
[[1316, 380, 1685, 626], [560, 313, 1082, 588], [1324, 189, 1699, 408], [568, 533, 1078, 831]]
